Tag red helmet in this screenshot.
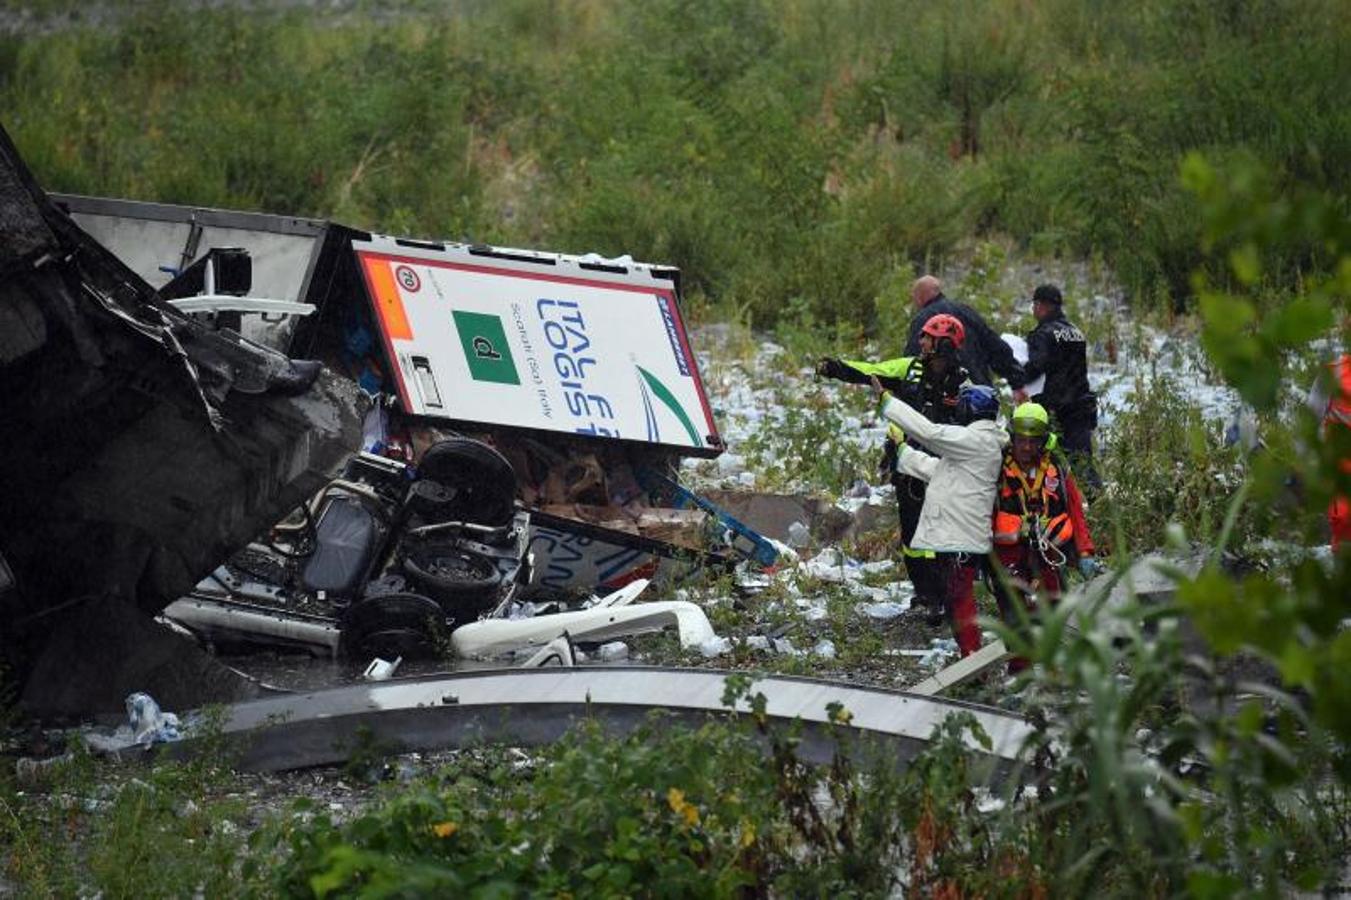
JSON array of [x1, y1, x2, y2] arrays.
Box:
[[920, 313, 966, 349]]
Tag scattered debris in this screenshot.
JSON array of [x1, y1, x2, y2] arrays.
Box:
[[125, 693, 182, 745], [362, 657, 402, 681], [908, 641, 1010, 696], [860, 602, 908, 621], [451, 601, 717, 660]]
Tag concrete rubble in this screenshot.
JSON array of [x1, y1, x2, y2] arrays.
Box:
[[0, 123, 364, 717]]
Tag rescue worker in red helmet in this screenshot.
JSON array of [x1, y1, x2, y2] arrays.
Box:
[[817, 312, 971, 623], [990, 402, 1097, 671]]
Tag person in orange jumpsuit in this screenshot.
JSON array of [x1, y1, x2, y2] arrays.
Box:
[[989, 402, 1097, 671]]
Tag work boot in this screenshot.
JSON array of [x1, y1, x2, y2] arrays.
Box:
[[920, 596, 947, 627]]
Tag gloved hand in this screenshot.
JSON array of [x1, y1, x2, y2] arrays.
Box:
[[878, 437, 899, 479], [1077, 556, 1102, 579], [816, 357, 847, 380]]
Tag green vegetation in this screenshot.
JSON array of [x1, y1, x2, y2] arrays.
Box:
[[1090, 369, 1257, 555], [3, 0, 1348, 329]]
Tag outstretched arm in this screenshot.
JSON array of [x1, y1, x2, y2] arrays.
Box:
[[818, 356, 915, 395], [878, 393, 983, 459]]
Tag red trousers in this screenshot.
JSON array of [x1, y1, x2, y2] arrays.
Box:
[[936, 553, 982, 656], [1331, 496, 1351, 550]]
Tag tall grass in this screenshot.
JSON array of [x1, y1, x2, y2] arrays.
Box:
[[2, 0, 1348, 328]]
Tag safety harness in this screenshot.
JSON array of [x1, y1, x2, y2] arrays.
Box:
[[993, 453, 1074, 568]]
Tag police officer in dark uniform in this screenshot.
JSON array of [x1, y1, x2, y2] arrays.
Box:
[[1016, 284, 1099, 487], [817, 314, 971, 623]]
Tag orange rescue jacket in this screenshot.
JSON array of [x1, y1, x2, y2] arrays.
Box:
[[992, 452, 1094, 560]]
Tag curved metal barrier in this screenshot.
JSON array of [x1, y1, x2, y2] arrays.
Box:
[[187, 666, 1034, 773]]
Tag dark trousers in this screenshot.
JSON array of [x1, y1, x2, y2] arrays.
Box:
[[989, 544, 1064, 673], [895, 475, 944, 608]]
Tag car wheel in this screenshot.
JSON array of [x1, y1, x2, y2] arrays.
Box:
[[415, 438, 517, 526], [403, 543, 502, 615], [340, 591, 445, 659]]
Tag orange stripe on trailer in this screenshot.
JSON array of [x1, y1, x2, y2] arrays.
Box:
[[362, 257, 413, 341]]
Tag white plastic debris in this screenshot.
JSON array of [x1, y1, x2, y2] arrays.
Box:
[[786, 521, 811, 548], [588, 578, 650, 609], [736, 470, 757, 488], [766, 538, 799, 565], [771, 637, 802, 656], [360, 404, 389, 453], [844, 479, 871, 498], [363, 656, 402, 681], [803, 603, 829, 623], [520, 636, 576, 668], [860, 601, 907, 621], [125, 693, 181, 745], [699, 636, 733, 658], [717, 453, 746, 476], [813, 639, 837, 659], [598, 641, 630, 661], [860, 560, 896, 575], [744, 634, 771, 651], [919, 638, 960, 669], [735, 568, 774, 593], [803, 547, 859, 583], [454, 602, 716, 658]]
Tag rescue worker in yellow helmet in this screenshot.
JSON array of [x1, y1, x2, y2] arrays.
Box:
[[990, 402, 1098, 672]]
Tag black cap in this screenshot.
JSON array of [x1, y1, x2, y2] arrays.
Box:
[[1032, 284, 1063, 305]]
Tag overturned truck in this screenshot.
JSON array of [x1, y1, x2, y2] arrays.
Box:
[[53, 183, 776, 661]]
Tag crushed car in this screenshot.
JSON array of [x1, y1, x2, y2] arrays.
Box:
[[164, 438, 532, 659]]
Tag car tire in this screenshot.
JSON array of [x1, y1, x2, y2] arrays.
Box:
[[340, 591, 445, 659], [402, 542, 503, 616], [416, 438, 517, 526]]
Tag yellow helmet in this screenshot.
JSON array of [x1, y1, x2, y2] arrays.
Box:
[[1011, 402, 1050, 437]]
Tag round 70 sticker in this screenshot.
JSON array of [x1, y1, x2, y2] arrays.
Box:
[[395, 265, 421, 292]]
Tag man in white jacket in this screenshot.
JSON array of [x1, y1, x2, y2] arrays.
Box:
[[871, 378, 1006, 656]]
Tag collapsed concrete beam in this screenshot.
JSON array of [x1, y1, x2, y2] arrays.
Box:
[[165, 667, 1034, 773], [1, 122, 364, 713], [20, 596, 266, 719]]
